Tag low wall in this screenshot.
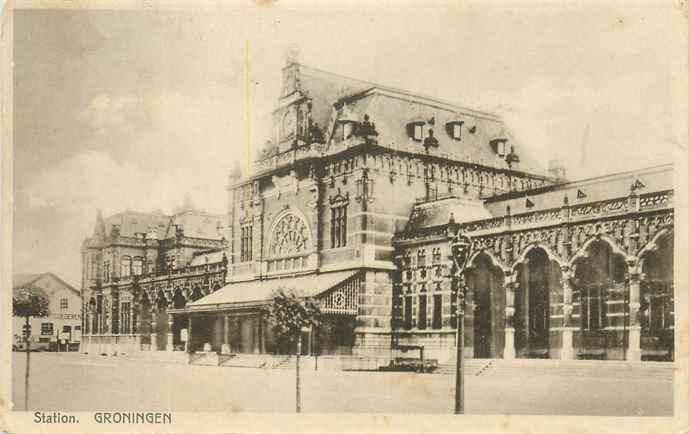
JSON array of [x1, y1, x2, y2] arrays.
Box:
[[81, 335, 143, 355], [394, 331, 457, 362]]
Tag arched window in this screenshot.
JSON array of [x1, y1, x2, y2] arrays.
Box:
[[120, 256, 132, 278], [640, 234, 674, 359], [132, 257, 143, 276], [86, 255, 94, 279], [573, 240, 626, 332]]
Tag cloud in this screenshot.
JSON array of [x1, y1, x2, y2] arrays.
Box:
[[18, 149, 232, 286], [78, 93, 151, 142]]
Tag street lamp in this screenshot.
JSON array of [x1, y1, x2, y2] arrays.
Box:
[[448, 214, 473, 415]]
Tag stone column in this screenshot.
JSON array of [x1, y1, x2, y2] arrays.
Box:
[[221, 315, 231, 355], [560, 266, 575, 360], [253, 316, 261, 354], [134, 309, 142, 350], [129, 303, 135, 335], [626, 260, 642, 361], [166, 313, 174, 352], [308, 168, 322, 270], [150, 309, 158, 351], [129, 303, 135, 353], [186, 316, 193, 353], [503, 272, 516, 359]]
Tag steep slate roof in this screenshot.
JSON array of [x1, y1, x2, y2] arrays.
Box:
[[403, 196, 493, 233], [13, 273, 42, 288], [103, 210, 169, 238], [284, 64, 547, 176], [98, 209, 224, 240], [188, 251, 226, 267], [337, 90, 546, 175], [13, 272, 80, 295], [168, 210, 225, 240], [296, 65, 372, 133], [483, 163, 673, 217], [186, 270, 357, 310]]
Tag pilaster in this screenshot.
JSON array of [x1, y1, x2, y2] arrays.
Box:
[[560, 266, 575, 360], [150, 310, 158, 351], [166, 313, 174, 352], [221, 315, 231, 354], [503, 271, 517, 359], [626, 258, 642, 361]]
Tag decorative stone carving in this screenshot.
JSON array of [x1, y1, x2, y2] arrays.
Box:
[[268, 213, 310, 258]]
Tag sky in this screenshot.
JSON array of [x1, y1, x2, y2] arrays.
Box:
[[12, 2, 687, 288]]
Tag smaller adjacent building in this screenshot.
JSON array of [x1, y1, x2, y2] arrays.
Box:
[[81, 207, 228, 354], [13, 273, 83, 351]]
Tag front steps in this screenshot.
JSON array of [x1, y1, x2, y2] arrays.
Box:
[[434, 357, 673, 381], [189, 353, 391, 371]]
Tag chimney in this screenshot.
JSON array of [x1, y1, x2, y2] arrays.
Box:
[[285, 44, 300, 66], [548, 159, 567, 182]]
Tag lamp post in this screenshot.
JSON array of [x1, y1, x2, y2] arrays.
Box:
[[448, 215, 473, 415]]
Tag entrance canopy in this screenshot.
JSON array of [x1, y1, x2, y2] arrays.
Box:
[[178, 270, 360, 314]]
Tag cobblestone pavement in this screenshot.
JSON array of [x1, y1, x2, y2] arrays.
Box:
[[11, 352, 673, 415]]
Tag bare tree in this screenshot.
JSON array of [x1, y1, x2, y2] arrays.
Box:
[[266, 287, 321, 413], [13, 285, 50, 410]]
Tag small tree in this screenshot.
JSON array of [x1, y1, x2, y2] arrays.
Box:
[[267, 287, 321, 413], [13, 285, 50, 410]]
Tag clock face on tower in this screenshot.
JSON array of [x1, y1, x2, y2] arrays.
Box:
[[281, 109, 297, 139]]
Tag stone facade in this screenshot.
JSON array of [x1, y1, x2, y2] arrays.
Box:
[[80, 208, 228, 354], [393, 166, 674, 362], [83, 59, 675, 364]]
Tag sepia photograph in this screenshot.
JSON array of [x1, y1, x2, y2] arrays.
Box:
[[1, 1, 688, 432]]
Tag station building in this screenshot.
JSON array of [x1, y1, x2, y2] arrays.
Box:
[[82, 58, 675, 363], [80, 207, 228, 354]]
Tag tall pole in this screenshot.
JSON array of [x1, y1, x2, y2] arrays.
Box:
[[448, 218, 471, 415], [296, 335, 302, 413], [454, 275, 465, 414], [24, 316, 31, 411]]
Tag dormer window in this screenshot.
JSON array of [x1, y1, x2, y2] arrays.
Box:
[[407, 116, 427, 142], [336, 102, 359, 141], [413, 124, 424, 141], [490, 138, 509, 158], [452, 123, 462, 139], [445, 119, 464, 140]]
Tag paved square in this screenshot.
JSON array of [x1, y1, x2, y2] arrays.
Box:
[[12, 353, 672, 415]]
